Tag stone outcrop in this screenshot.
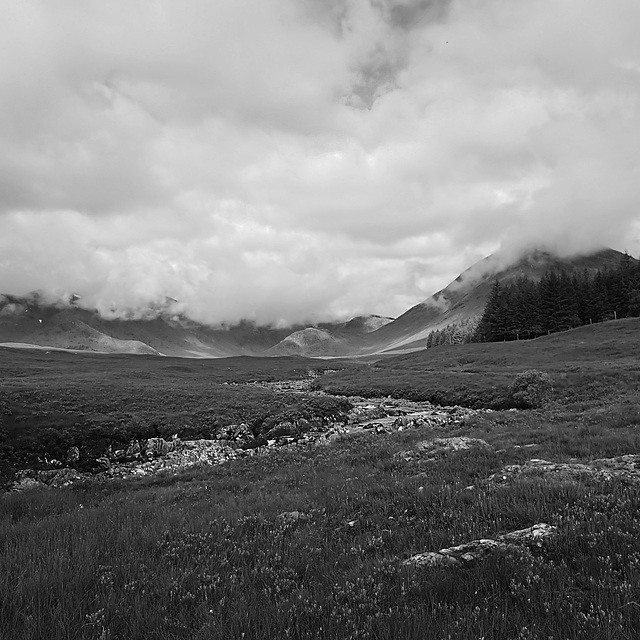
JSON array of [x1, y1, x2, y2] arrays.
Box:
[[145, 437, 177, 458], [485, 455, 640, 487], [403, 523, 556, 568], [13, 467, 82, 490], [216, 423, 254, 443], [397, 436, 493, 462], [104, 439, 240, 479]]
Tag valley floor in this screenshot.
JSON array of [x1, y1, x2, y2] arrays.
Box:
[[1, 321, 640, 639]]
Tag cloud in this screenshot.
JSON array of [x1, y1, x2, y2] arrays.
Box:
[[0, 0, 639, 324]]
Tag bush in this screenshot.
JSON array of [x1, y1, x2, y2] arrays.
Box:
[[509, 370, 553, 408]]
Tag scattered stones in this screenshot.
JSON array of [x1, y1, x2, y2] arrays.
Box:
[[485, 456, 640, 487], [403, 523, 557, 569]]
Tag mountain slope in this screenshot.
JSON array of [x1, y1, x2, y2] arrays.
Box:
[[362, 248, 630, 354]]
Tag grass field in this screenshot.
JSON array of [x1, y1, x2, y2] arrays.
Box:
[[318, 318, 640, 409], [1, 320, 640, 639], [0, 351, 350, 478]]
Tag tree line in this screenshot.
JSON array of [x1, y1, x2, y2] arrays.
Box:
[[423, 253, 640, 347], [475, 253, 640, 342]]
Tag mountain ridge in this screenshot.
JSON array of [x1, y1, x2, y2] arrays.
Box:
[[0, 247, 633, 357]]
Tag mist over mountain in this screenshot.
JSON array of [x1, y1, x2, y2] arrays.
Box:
[[1, 247, 631, 358]]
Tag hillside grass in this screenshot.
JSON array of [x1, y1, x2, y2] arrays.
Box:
[[1, 319, 640, 639], [318, 318, 640, 409]]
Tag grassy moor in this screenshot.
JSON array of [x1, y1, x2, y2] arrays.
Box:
[[1, 319, 640, 639]]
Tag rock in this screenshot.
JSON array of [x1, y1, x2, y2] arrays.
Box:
[[276, 511, 308, 526], [398, 437, 493, 462], [405, 539, 505, 568], [403, 523, 557, 568], [418, 437, 493, 455], [348, 403, 386, 424], [485, 456, 640, 487], [65, 447, 80, 464], [145, 437, 176, 458], [94, 457, 112, 471], [264, 421, 298, 439], [36, 468, 82, 487], [12, 477, 47, 491], [216, 423, 254, 442], [499, 523, 556, 545], [125, 440, 141, 458]]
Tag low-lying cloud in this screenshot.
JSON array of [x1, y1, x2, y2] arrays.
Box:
[[1, 0, 639, 324]]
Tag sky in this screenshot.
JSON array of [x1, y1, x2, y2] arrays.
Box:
[[1, 0, 640, 325]]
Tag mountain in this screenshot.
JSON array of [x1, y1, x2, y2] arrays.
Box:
[[359, 247, 630, 354], [266, 328, 347, 357], [0, 293, 393, 358], [0, 248, 631, 357]]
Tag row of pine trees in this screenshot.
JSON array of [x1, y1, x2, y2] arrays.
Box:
[[423, 253, 640, 347], [475, 253, 640, 342]]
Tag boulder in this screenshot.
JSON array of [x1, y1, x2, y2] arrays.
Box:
[[486, 456, 640, 487], [36, 468, 82, 487], [398, 437, 493, 462], [263, 421, 297, 439], [403, 524, 556, 568]]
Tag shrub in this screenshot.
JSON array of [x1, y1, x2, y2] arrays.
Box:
[[509, 370, 553, 408]]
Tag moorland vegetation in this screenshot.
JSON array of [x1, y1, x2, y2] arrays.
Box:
[[0, 353, 349, 481], [1, 319, 640, 639]]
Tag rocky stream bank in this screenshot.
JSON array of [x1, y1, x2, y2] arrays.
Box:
[[9, 395, 487, 491]]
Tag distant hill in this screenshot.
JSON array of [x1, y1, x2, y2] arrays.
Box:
[[0, 248, 631, 357], [0, 293, 392, 358]]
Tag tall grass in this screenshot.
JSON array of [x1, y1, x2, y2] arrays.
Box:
[[2, 414, 640, 639]]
